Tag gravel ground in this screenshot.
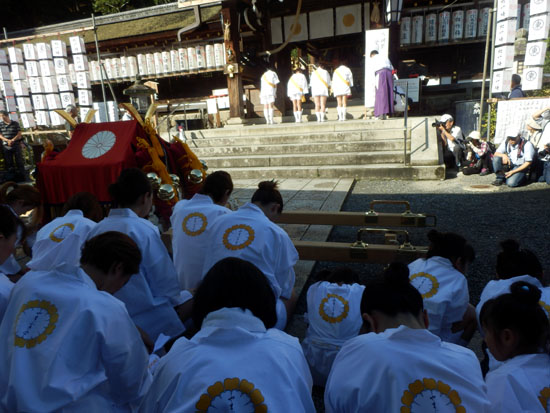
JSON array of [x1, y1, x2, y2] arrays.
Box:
[[295, 172, 550, 412]]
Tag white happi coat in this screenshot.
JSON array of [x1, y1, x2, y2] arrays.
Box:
[[325, 326, 490, 413], [0, 273, 13, 321], [486, 353, 550, 413], [87, 208, 184, 341], [310, 68, 331, 97], [302, 281, 365, 386], [408, 256, 469, 343], [138, 307, 315, 413], [287, 72, 309, 98], [332, 65, 353, 96], [170, 194, 232, 291], [260, 70, 279, 103], [202, 202, 297, 300], [0, 265, 151, 412], [28, 210, 96, 271]]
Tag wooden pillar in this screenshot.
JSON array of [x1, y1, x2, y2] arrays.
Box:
[[275, 48, 291, 117], [222, 3, 244, 119]]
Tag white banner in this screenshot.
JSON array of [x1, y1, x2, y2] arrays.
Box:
[[530, 0, 550, 16], [495, 98, 550, 143], [493, 45, 515, 69], [284, 14, 308, 42], [309, 9, 334, 39], [336, 4, 362, 35], [528, 13, 550, 40], [524, 41, 547, 65], [523, 66, 543, 90], [497, 0, 518, 21], [492, 69, 512, 94]]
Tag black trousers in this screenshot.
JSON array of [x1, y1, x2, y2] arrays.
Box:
[[2, 142, 26, 179]]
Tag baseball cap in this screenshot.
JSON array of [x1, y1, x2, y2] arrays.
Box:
[[506, 126, 521, 138], [440, 114, 453, 123], [467, 131, 481, 140]]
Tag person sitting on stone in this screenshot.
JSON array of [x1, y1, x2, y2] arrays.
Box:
[[492, 126, 536, 187]]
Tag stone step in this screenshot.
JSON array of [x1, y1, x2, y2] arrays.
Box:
[[187, 129, 407, 147], [202, 151, 409, 168], [192, 141, 410, 157], [215, 164, 445, 180]]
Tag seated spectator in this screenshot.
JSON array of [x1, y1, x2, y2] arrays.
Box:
[[138, 257, 315, 412], [0, 205, 23, 320], [202, 180, 298, 330], [29, 191, 103, 271], [525, 118, 550, 185], [0, 181, 41, 276], [0, 232, 152, 411], [462, 131, 492, 176], [480, 281, 550, 412], [507, 74, 526, 99], [437, 114, 466, 169], [408, 230, 476, 345], [301, 267, 365, 386], [324, 263, 490, 412], [492, 126, 536, 187], [87, 168, 186, 342], [170, 171, 233, 291]]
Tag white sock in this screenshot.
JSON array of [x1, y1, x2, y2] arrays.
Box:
[[316, 112, 321, 122], [294, 111, 299, 122], [297, 110, 302, 122], [268, 108, 274, 124], [320, 111, 325, 122], [264, 109, 269, 123], [342, 107, 346, 120]]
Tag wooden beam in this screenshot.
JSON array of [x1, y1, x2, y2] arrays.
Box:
[[275, 211, 436, 227]]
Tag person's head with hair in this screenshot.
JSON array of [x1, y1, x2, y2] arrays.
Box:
[[199, 171, 233, 206], [480, 281, 550, 361], [108, 168, 152, 218], [360, 262, 427, 333], [317, 266, 359, 285], [0, 110, 9, 123], [511, 74, 522, 87], [62, 192, 103, 222], [496, 239, 543, 281], [370, 50, 379, 57], [192, 257, 277, 329], [80, 231, 142, 294], [0, 205, 24, 266], [251, 180, 283, 221], [426, 229, 475, 274], [0, 181, 41, 216]]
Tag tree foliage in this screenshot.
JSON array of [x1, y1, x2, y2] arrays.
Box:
[[92, 0, 173, 15]]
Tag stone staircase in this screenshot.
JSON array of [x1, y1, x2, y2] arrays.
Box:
[[175, 116, 444, 180]]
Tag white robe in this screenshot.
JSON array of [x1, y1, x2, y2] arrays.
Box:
[[332, 65, 353, 96], [87, 208, 184, 341], [302, 281, 365, 386], [170, 193, 232, 291], [486, 353, 550, 413], [0, 273, 13, 322], [0, 265, 151, 412], [408, 256, 469, 343], [138, 307, 315, 413], [310, 68, 331, 97], [325, 326, 490, 413], [260, 70, 279, 103], [28, 210, 96, 271], [287, 72, 309, 98]]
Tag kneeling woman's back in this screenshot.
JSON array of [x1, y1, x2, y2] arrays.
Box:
[[325, 263, 490, 413], [139, 257, 315, 413]]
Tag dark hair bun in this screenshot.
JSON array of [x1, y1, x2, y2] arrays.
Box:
[[427, 229, 441, 244], [383, 262, 410, 287], [510, 281, 541, 304], [500, 239, 520, 254], [257, 180, 278, 191]]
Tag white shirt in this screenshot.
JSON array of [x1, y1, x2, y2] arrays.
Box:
[[370, 54, 393, 72], [87, 208, 184, 341], [170, 193, 231, 291], [0, 273, 13, 322], [310, 68, 331, 97], [138, 307, 315, 413], [202, 202, 298, 300], [0, 265, 151, 412], [302, 281, 365, 386], [325, 326, 490, 413], [486, 353, 550, 413], [260, 70, 279, 98], [28, 210, 96, 271], [332, 65, 353, 96], [496, 138, 536, 166], [287, 72, 308, 97], [446, 125, 464, 151], [408, 256, 469, 343]]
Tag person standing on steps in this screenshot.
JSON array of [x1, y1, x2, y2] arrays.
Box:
[[332, 60, 354, 121], [310, 62, 331, 123], [287, 65, 309, 123], [260, 63, 280, 125], [370, 50, 394, 120]]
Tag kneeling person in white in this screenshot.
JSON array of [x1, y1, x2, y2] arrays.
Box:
[[481, 281, 550, 413], [138, 258, 315, 412], [202, 180, 298, 329], [325, 263, 490, 412], [171, 171, 233, 291], [332, 61, 353, 121], [0, 232, 152, 412], [260, 65, 279, 125]]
